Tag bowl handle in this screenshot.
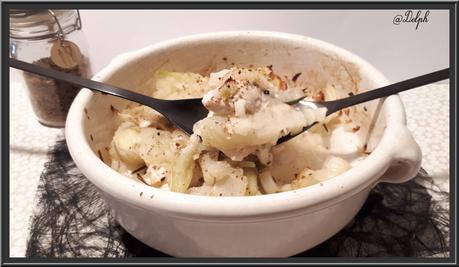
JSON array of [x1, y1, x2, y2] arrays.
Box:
[[378, 125, 422, 184]]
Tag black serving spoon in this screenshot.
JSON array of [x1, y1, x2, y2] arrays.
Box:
[[10, 58, 208, 135], [10, 58, 449, 144]]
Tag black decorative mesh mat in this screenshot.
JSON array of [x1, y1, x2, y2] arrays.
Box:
[[26, 138, 450, 257]]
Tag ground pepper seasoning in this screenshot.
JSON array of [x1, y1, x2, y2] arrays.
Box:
[[22, 56, 90, 127]]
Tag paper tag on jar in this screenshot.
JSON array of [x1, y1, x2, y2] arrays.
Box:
[[50, 40, 82, 70]]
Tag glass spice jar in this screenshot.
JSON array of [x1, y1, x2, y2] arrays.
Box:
[[10, 9, 92, 128]]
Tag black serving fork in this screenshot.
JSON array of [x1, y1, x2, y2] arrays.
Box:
[[278, 67, 449, 143]]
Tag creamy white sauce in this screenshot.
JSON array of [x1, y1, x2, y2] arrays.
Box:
[[109, 66, 371, 196]]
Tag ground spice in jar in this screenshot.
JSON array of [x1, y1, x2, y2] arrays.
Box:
[[22, 56, 90, 127]]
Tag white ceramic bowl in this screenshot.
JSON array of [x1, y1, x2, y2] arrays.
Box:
[[66, 31, 422, 257]]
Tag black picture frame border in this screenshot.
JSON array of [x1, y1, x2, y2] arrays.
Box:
[[1, 1, 456, 265]]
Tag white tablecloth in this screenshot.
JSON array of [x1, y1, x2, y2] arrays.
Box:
[[9, 76, 450, 257]]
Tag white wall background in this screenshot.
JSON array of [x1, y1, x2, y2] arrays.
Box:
[[80, 9, 449, 83]]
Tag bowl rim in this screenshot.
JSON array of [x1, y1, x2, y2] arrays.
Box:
[[66, 30, 406, 219]]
